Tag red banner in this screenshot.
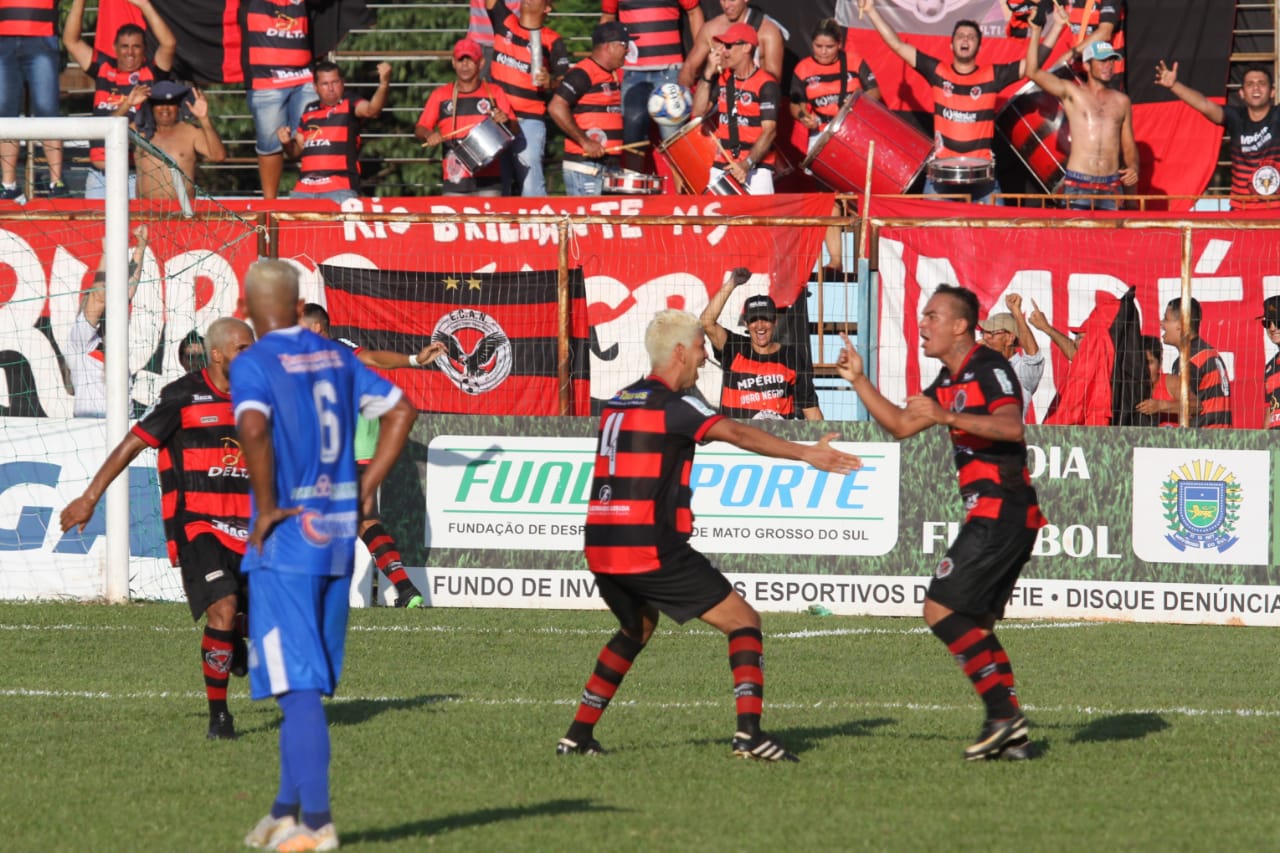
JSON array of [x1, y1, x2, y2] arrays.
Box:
[[869, 197, 1280, 429]]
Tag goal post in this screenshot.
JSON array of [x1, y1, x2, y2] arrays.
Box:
[[0, 116, 131, 601]]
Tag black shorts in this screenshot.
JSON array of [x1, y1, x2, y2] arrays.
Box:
[[927, 518, 1038, 620], [177, 534, 246, 621], [593, 546, 734, 632]]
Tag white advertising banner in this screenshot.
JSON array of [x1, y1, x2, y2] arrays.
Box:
[[425, 434, 900, 555]]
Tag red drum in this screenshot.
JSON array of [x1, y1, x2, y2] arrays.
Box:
[[996, 71, 1073, 194], [799, 91, 932, 195], [658, 117, 717, 195]]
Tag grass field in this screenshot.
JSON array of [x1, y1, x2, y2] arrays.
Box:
[[3, 602, 1278, 852]]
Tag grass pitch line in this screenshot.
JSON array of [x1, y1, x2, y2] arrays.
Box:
[[5, 686, 1278, 721]]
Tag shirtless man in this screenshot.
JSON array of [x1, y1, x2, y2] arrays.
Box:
[[678, 0, 784, 91], [1027, 15, 1138, 211], [136, 83, 228, 202]]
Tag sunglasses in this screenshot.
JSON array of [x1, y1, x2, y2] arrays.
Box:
[[1262, 319, 1280, 329]]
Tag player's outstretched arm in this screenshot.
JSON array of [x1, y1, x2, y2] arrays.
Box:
[[706, 418, 862, 475], [59, 433, 149, 532], [836, 332, 933, 439], [357, 341, 446, 370]]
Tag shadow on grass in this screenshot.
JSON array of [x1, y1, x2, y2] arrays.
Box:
[[1069, 712, 1169, 743], [327, 694, 460, 727], [689, 717, 895, 754], [342, 798, 623, 843]]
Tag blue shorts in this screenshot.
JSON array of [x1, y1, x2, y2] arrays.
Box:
[[248, 570, 352, 700], [248, 82, 317, 156], [0, 36, 61, 118]]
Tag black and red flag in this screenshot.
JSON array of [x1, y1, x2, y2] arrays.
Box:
[[320, 264, 591, 416]]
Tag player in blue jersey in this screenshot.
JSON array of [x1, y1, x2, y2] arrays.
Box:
[[233, 260, 417, 851]]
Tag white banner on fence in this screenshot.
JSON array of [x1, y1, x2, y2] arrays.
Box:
[[409, 567, 1280, 626], [425, 434, 900, 555]]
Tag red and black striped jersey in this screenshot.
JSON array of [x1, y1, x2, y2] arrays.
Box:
[[714, 334, 817, 419], [914, 53, 1021, 161], [488, 5, 571, 120], [0, 0, 56, 37], [240, 0, 313, 91], [1223, 104, 1280, 209], [89, 53, 164, 164], [710, 67, 780, 166], [295, 95, 363, 193], [790, 53, 876, 123], [1172, 337, 1232, 428], [556, 58, 623, 161], [603, 0, 698, 69], [584, 375, 724, 574], [1265, 352, 1280, 429], [923, 345, 1045, 529], [418, 82, 515, 184], [131, 370, 250, 565]]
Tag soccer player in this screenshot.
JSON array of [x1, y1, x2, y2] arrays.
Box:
[[836, 284, 1046, 761], [60, 317, 256, 740], [557, 308, 861, 762], [300, 303, 446, 607], [235, 261, 415, 851]]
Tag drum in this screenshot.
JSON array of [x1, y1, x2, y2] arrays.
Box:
[[658, 117, 717, 195], [603, 169, 665, 195], [706, 171, 747, 195], [451, 117, 515, 173], [996, 71, 1073, 194], [927, 157, 996, 185], [799, 91, 933, 195]]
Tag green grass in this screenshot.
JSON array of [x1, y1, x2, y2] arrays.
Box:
[[2, 603, 1278, 851]]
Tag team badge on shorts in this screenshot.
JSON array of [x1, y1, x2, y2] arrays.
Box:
[[935, 557, 954, 579]]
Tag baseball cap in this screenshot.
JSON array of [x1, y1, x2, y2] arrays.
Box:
[[715, 23, 759, 48], [979, 313, 1018, 336], [1257, 295, 1280, 323], [592, 20, 630, 45], [453, 38, 483, 62], [743, 294, 777, 323], [1082, 41, 1121, 62], [148, 81, 191, 103]]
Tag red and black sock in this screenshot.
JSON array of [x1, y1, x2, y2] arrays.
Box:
[[202, 625, 235, 715], [361, 522, 410, 588], [565, 631, 645, 744], [930, 613, 1018, 720], [728, 627, 765, 736]]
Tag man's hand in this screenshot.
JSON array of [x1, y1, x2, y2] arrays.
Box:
[[126, 86, 151, 108], [1119, 165, 1139, 187], [1005, 293, 1023, 315], [835, 331, 865, 384], [534, 67, 551, 89], [59, 495, 97, 533], [730, 266, 751, 287], [248, 505, 303, 552], [582, 138, 606, 159], [190, 88, 209, 119], [727, 158, 749, 183], [1135, 398, 1171, 416], [276, 126, 293, 145], [1027, 298, 1050, 331], [424, 129, 444, 147], [803, 432, 863, 475], [415, 341, 447, 367], [1154, 60, 1178, 89], [905, 394, 948, 425], [858, 0, 873, 16], [133, 223, 148, 244], [376, 61, 392, 83], [492, 107, 509, 125]]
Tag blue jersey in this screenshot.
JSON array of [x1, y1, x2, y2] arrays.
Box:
[[231, 326, 403, 577]]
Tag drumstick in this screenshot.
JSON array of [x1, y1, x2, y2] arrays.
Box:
[[604, 140, 651, 154]]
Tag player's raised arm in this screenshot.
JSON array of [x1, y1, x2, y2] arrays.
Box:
[[836, 332, 934, 439]]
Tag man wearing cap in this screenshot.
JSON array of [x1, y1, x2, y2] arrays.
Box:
[[699, 267, 823, 420], [135, 83, 228, 202], [417, 38, 515, 197], [1027, 16, 1138, 210], [487, 0, 571, 196], [277, 60, 392, 204], [860, 0, 1064, 204], [1155, 63, 1280, 210], [1259, 296, 1280, 429], [679, 0, 784, 91], [548, 21, 627, 196], [979, 293, 1043, 421], [690, 22, 781, 194]]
